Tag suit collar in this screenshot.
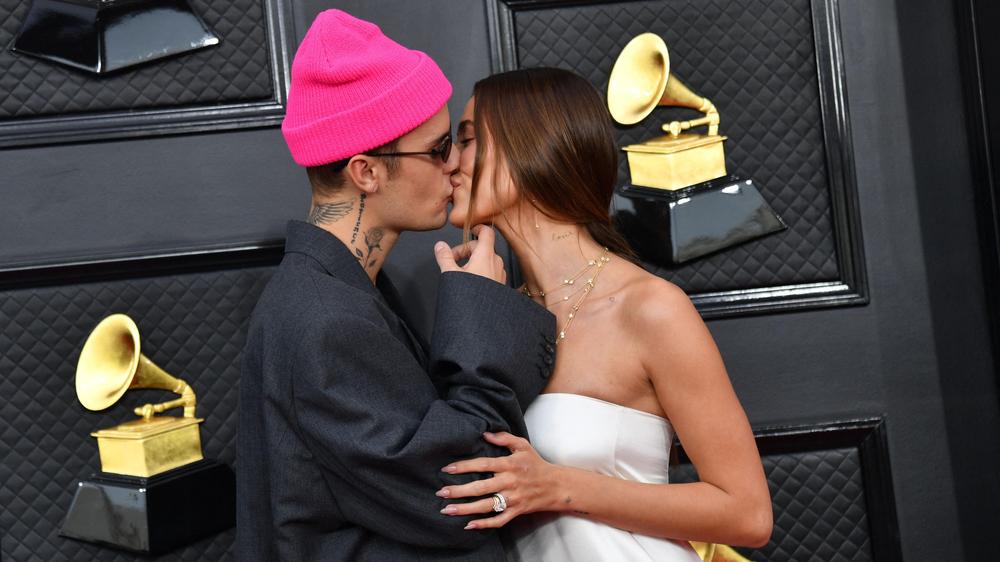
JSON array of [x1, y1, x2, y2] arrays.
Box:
[[283, 220, 429, 365], [284, 220, 377, 296]]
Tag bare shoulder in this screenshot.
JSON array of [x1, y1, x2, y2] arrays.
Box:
[[617, 265, 701, 334]]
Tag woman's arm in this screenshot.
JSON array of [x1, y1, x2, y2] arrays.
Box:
[[437, 281, 772, 547]]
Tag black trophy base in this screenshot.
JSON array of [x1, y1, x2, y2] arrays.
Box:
[[60, 459, 235, 555], [613, 174, 786, 265], [11, 0, 220, 75]]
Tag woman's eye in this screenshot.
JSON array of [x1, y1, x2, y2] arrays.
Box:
[[458, 138, 475, 146]]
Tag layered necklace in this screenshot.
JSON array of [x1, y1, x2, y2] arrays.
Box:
[[521, 247, 611, 344]]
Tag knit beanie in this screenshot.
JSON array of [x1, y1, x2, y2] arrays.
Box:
[[281, 10, 452, 167]]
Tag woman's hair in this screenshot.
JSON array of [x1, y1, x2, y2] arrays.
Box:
[[467, 67, 635, 260]]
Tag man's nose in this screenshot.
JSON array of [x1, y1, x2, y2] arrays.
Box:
[[444, 142, 460, 174]]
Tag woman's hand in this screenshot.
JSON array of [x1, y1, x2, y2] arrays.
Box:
[[437, 431, 563, 529]]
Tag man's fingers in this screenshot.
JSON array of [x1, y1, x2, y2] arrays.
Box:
[[450, 240, 478, 262], [434, 241, 458, 272], [469, 225, 496, 256]]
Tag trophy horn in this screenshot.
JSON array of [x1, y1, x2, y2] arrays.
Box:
[[607, 33, 720, 136], [76, 313, 197, 419]]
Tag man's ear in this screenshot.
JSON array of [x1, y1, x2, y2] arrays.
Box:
[[344, 155, 382, 195]]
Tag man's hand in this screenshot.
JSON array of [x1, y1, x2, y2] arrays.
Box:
[[434, 225, 507, 284]]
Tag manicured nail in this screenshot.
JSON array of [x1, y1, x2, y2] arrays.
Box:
[[483, 432, 493, 437], [440, 505, 458, 515], [436, 488, 451, 498], [441, 465, 457, 474], [465, 522, 477, 530]]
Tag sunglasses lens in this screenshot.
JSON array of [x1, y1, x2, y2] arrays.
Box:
[[440, 137, 452, 162]]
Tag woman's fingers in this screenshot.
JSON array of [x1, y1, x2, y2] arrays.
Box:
[[441, 455, 505, 476], [439, 496, 497, 516], [437, 474, 510, 499], [483, 431, 530, 452], [465, 510, 518, 530]]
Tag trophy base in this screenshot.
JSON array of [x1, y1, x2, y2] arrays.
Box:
[[623, 134, 728, 190], [60, 459, 235, 555], [11, 0, 220, 75], [613, 175, 787, 265]]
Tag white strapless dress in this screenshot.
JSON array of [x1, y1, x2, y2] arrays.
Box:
[[506, 393, 702, 562]]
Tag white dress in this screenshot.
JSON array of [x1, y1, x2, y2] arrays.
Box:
[[506, 393, 702, 562]]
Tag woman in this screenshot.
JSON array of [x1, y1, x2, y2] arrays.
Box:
[[439, 67, 773, 561]]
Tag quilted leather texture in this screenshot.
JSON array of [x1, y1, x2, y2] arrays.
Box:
[[0, 0, 274, 119], [0, 267, 273, 560], [511, 0, 841, 293], [671, 446, 873, 561]]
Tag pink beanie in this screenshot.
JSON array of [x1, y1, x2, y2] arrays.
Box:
[[281, 10, 452, 167]]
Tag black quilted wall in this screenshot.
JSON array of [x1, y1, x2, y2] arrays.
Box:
[[672, 445, 874, 562], [0, 267, 273, 561], [507, 0, 841, 294], [0, 0, 274, 119]]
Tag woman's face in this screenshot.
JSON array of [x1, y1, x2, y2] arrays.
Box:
[[448, 96, 518, 229]]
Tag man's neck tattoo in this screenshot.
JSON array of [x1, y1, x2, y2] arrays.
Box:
[[350, 193, 367, 245], [308, 199, 354, 226], [354, 227, 384, 270]]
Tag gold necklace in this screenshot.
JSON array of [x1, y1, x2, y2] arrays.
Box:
[[520, 255, 600, 298], [539, 247, 611, 344]]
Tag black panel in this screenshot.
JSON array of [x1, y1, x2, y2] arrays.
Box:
[[0, 264, 273, 560], [0, 0, 295, 147], [671, 419, 901, 562], [487, 0, 867, 317]]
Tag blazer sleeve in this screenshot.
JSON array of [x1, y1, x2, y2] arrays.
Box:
[[291, 271, 555, 550]]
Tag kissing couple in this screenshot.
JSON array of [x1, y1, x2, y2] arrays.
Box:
[[237, 9, 772, 562]]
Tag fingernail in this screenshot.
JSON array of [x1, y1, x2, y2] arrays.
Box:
[[435, 242, 447, 251], [465, 523, 477, 530], [441, 465, 457, 474], [483, 431, 494, 437], [440, 505, 458, 515], [436, 488, 451, 498]]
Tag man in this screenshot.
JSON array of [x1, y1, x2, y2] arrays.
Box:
[[236, 9, 556, 561]]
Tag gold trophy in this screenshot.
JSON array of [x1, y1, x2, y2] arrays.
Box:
[[61, 314, 234, 554], [76, 314, 204, 477], [608, 32, 727, 190], [608, 33, 785, 264]]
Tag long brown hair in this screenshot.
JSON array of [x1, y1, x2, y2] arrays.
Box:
[[467, 67, 635, 260]]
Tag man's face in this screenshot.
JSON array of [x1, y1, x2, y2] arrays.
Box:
[[378, 105, 457, 232]]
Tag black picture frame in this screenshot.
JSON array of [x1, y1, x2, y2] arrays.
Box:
[[0, 0, 296, 149], [485, 0, 868, 318], [954, 0, 1000, 394], [674, 417, 902, 562]]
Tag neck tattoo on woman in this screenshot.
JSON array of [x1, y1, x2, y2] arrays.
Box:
[[521, 247, 611, 343]]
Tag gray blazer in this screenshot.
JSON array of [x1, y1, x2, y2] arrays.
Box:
[[237, 221, 556, 561]]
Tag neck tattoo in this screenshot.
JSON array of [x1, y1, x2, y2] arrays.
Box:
[[350, 193, 366, 245], [309, 199, 354, 225], [355, 227, 384, 270]]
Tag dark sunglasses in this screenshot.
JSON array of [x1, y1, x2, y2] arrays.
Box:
[[367, 135, 452, 163]]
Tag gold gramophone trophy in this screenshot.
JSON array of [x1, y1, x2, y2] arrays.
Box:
[[609, 33, 785, 264], [60, 314, 235, 554]]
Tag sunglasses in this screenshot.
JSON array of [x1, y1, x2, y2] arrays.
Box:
[[367, 135, 453, 163]]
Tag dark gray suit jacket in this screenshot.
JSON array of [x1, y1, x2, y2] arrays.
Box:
[[237, 221, 556, 561]]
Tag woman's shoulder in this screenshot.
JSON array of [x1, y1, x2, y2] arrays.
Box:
[[616, 263, 701, 334]]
